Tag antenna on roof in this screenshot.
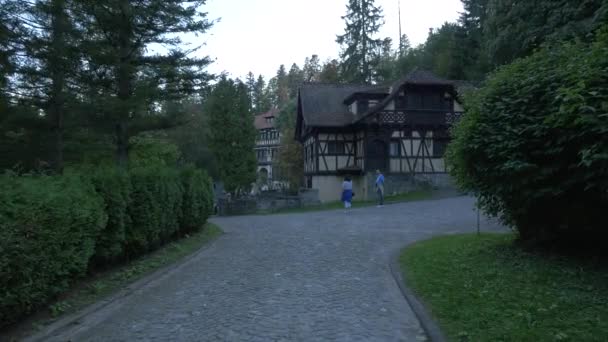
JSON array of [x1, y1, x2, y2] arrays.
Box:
[[398, 0, 403, 56]]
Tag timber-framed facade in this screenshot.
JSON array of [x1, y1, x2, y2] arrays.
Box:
[[295, 69, 465, 202]]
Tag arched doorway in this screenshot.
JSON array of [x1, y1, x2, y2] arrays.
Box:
[[367, 139, 387, 172]]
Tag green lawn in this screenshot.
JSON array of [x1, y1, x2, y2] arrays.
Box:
[[5, 224, 222, 340], [260, 189, 434, 214], [400, 234, 608, 342]]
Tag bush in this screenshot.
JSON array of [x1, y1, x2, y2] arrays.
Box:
[[0, 163, 214, 326], [180, 166, 213, 233], [447, 28, 608, 246], [0, 173, 107, 326], [127, 166, 183, 255], [89, 167, 132, 264]]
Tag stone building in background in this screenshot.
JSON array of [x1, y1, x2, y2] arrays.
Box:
[[253, 109, 281, 189]]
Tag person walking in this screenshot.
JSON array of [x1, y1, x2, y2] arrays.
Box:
[[375, 170, 385, 207], [341, 176, 353, 210]]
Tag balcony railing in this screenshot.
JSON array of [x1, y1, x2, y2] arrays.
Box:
[[365, 110, 463, 126]]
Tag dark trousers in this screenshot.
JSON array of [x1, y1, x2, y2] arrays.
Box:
[[376, 188, 384, 205]]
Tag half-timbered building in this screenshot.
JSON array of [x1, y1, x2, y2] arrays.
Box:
[[295, 69, 464, 202]]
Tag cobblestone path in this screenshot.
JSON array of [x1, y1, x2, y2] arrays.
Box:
[[44, 196, 504, 342]]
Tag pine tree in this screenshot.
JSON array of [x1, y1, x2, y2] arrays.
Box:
[[77, 0, 214, 167], [319, 59, 341, 83], [253, 75, 271, 113], [302, 54, 321, 82], [275, 64, 289, 108], [4, 0, 84, 173], [0, 1, 18, 113], [205, 77, 257, 193], [286, 63, 303, 100], [372, 37, 396, 84], [336, 0, 385, 84], [246, 71, 256, 113]]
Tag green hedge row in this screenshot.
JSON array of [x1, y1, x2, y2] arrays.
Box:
[[0, 165, 213, 327], [447, 27, 608, 246]]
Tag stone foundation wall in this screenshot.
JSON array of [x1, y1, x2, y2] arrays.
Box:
[[218, 189, 321, 216], [364, 173, 455, 200]]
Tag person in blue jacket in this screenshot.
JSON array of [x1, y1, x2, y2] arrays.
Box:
[[341, 176, 353, 209], [375, 170, 385, 207]]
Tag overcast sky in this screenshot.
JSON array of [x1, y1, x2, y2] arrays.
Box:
[[189, 0, 464, 80]]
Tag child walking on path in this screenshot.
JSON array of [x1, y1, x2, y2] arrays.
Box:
[[342, 176, 353, 209]]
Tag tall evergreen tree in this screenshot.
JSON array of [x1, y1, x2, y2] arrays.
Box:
[[0, 1, 18, 112], [286, 63, 303, 100], [302, 54, 321, 82], [253, 75, 270, 113], [336, 0, 384, 83], [373, 37, 396, 84], [77, 0, 214, 167], [5, 0, 84, 173], [245, 71, 256, 113], [205, 77, 256, 193], [319, 59, 341, 83], [275, 64, 289, 108]]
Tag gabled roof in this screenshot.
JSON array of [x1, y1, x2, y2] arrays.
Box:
[[298, 83, 385, 127], [354, 69, 455, 122], [297, 69, 456, 129], [391, 69, 454, 87], [254, 108, 280, 130]]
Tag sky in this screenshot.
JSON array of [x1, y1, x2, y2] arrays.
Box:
[[189, 0, 464, 80]]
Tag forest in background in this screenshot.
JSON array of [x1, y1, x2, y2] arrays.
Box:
[[1, 0, 606, 189]]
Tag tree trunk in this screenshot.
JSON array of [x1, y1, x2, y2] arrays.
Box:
[[115, 0, 133, 168], [49, 0, 66, 173]]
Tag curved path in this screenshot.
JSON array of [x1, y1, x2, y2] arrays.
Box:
[[42, 196, 504, 342]]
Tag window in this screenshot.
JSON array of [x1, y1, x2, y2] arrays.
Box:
[[433, 139, 448, 157], [257, 149, 268, 161], [389, 140, 401, 157], [327, 141, 345, 154]]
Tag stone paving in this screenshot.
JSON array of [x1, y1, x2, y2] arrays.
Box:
[[42, 196, 505, 342]]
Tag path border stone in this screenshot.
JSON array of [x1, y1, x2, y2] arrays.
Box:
[[21, 232, 224, 342], [389, 249, 447, 342]]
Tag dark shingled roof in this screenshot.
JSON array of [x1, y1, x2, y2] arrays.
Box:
[[298, 69, 455, 128], [299, 83, 385, 127], [254, 108, 280, 130]]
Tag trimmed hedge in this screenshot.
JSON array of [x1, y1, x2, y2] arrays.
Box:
[[447, 27, 608, 246], [0, 165, 214, 327], [90, 168, 132, 264], [180, 166, 213, 234], [127, 166, 183, 255], [0, 173, 107, 326]]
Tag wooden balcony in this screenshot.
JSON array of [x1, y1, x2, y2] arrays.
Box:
[[364, 110, 463, 127]]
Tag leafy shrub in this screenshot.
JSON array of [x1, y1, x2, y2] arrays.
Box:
[[180, 166, 213, 233], [127, 166, 183, 255], [447, 28, 608, 246], [0, 173, 107, 326], [0, 162, 213, 326], [129, 135, 181, 168], [89, 167, 132, 264]]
